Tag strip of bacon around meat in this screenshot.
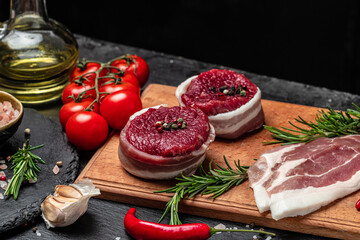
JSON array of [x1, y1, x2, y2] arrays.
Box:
[[248, 135, 360, 220], [176, 69, 264, 139], [119, 105, 215, 180]]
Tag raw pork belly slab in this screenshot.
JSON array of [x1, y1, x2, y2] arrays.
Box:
[[248, 135, 360, 220], [176, 69, 264, 139]]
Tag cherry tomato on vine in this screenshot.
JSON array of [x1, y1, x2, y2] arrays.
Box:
[[110, 55, 149, 87], [65, 111, 109, 151], [100, 90, 143, 130], [59, 101, 100, 128], [61, 80, 96, 104], [99, 81, 140, 102], [70, 59, 107, 82], [99, 72, 140, 90]]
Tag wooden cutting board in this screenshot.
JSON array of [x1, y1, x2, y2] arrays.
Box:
[[77, 84, 360, 239]]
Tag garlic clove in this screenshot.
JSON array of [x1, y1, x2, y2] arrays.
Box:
[[42, 196, 66, 224], [41, 179, 100, 228], [55, 185, 82, 199], [52, 195, 79, 204], [46, 195, 67, 208]]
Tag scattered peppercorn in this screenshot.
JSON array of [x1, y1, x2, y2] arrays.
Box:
[[56, 161, 63, 167], [157, 126, 163, 133], [163, 123, 171, 131], [24, 128, 31, 135], [32, 227, 38, 233], [210, 84, 246, 97], [219, 85, 228, 92], [155, 118, 187, 132]]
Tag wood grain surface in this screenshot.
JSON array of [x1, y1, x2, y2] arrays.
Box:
[[77, 84, 360, 239]]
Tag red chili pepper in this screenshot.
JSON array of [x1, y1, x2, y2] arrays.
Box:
[[124, 208, 276, 240], [0, 176, 5, 181]]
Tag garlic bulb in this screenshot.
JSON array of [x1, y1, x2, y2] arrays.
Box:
[[41, 178, 100, 228]]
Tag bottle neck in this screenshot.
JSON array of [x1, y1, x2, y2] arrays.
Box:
[[10, 0, 48, 21]]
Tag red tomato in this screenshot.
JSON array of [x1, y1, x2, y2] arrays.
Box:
[[110, 55, 149, 87], [61, 80, 96, 104], [70, 60, 107, 82], [59, 101, 100, 128], [65, 111, 108, 151], [119, 72, 141, 90], [99, 71, 140, 90], [99, 81, 140, 102], [100, 90, 143, 130]]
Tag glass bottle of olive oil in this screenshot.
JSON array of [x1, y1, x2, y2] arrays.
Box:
[[0, 0, 79, 105]]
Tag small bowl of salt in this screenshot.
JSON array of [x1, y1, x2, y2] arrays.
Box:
[[0, 91, 24, 143]]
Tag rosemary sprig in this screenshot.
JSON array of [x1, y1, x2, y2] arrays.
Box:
[[4, 139, 45, 200], [264, 103, 360, 145], [155, 156, 249, 225]]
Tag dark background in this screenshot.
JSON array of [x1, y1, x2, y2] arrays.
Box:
[[1, 0, 360, 95]]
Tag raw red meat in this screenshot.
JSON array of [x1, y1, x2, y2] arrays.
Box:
[[125, 106, 210, 157], [119, 105, 215, 179], [179, 69, 258, 116], [176, 69, 264, 139], [248, 135, 360, 220]]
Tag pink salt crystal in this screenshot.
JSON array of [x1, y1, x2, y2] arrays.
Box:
[[0, 101, 18, 127], [52, 165, 60, 175], [3, 101, 11, 110], [0, 164, 7, 170], [0, 181, 7, 190]]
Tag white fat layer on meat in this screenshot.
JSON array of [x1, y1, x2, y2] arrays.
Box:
[[176, 75, 263, 136], [270, 166, 360, 220], [175, 75, 196, 103], [129, 104, 167, 121], [125, 154, 206, 180], [209, 88, 261, 121], [266, 157, 308, 192], [209, 90, 262, 135], [250, 144, 301, 212], [253, 186, 270, 213]]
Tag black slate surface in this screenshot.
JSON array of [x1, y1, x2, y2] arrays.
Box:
[[0, 108, 79, 234], [1, 34, 353, 239]]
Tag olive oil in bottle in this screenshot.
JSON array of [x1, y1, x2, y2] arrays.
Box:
[[0, 0, 79, 105]]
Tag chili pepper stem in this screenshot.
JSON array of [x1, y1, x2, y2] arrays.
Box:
[[209, 227, 276, 237]]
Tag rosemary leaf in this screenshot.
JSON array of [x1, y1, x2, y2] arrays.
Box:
[[264, 103, 360, 145], [154, 156, 248, 225], [4, 139, 45, 200]]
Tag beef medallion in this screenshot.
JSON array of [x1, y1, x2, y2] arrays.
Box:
[[176, 69, 264, 139], [118, 105, 215, 180]]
